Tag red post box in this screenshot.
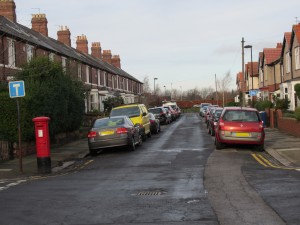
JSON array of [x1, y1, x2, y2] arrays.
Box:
[[32, 117, 51, 174]]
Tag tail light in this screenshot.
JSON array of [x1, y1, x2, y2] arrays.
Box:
[[88, 131, 97, 138], [116, 127, 128, 134], [219, 118, 225, 128]]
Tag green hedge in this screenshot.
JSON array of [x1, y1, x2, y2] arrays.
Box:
[[0, 57, 85, 142]]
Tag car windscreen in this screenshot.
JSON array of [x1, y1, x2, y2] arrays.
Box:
[[223, 110, 259, 122], [93, 118, 124, 128], [110, 107, 140, 117]]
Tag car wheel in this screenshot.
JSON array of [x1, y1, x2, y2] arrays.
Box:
[[211, 129, 215, 136], [89, 148, 97, 156], [158, 124, 161, 132], [137, 134, 143, 146], [142, 133, 147, 142], [147, 131, 152, 138], [254, 144, 264, 152], [215, 138, 224, 150], [128, 138, 135, 151]]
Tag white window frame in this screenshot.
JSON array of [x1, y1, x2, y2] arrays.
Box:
[[49, 53, 55, 62], [86, 66, 90, 83], [8, 38, 16, 67], [295, 47, 300, 70], [78, 64, 82, 80], [286, 52, 291, 73], [62, 57, 67, 72], [26, 44, 34, 62], [97, 70, 101, 86]]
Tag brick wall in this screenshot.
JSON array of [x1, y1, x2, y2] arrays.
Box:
[[277, 109, 300, 137]]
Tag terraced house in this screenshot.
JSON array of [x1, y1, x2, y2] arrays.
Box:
[[237, 23, 300, 110], [0, 0, 143, 112]]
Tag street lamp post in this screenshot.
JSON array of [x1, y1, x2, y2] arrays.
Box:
[[154, 78, 158, 95], [180, 86, 182, 101], [163, 85, 166, 97], [244, 45, 254, 107]]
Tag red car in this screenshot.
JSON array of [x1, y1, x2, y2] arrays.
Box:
[[214, 107, 265, 151]]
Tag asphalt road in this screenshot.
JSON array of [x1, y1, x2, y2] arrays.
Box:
[[0, 113, 299, 225]]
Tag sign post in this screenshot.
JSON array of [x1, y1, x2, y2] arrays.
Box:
[[9, 81, 25, 173]]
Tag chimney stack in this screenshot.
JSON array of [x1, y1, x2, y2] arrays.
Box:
[[0, 0, 16, 23], [31, 14, 48, 36], [91, 42, 102, 59], [276, 43, 283, 49], [57, 26, 71, 47], [76, 35, 88, 54], [102, 50, 112, 64], [111, 55, 121, 68]]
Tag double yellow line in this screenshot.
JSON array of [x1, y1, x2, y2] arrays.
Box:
[[251, 153, 299, 170]]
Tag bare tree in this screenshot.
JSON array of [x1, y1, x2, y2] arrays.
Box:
[[142, 76, 151, 94], [217, 71, 232, 107], [199, 86, 214, 100]]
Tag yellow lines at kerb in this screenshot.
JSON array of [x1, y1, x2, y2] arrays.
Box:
[[251, 153, 299, 171]]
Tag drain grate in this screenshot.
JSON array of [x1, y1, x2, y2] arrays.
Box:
[[136, 190, 164, 196], [137, 191, 162, 196]]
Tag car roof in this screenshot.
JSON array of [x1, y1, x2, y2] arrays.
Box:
[[112, 104, 144, 109], [223, 107, 258, 112]]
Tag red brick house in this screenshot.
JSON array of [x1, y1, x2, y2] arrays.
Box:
[[0, 0, 143, 112]]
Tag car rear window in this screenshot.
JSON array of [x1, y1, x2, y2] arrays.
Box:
[[93, 118, 124, 128], [111, 107, 140, 117], [148, 108, 162, 114], [223, 110, 259, 122]]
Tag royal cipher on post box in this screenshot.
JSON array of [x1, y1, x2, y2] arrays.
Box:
[[32, 117, 51, 174]]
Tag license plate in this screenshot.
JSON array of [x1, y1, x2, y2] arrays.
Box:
[[235, 132, 250, 137], [100, 130, 115, 136]]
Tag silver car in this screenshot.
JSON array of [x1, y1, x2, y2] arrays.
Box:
[[87, 116, 141, 156]]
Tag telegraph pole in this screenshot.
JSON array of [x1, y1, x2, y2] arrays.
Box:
[[241, 37, 245, 107]]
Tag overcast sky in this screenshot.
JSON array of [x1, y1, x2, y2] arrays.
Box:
[[14, 0, 300, 91]]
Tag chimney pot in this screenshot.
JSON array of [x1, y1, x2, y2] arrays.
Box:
[[0, 0, 17, 22], [57, 26, 71, 47], [76, 35, 88, 54], [31, 13, 48, 36]]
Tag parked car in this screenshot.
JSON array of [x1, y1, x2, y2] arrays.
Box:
[[205, 105, 218, 124], [110, 104, 151, 141], [87, 116, 141, 156], [214, 107, 265, 151], [199, 105, 209, 117], [149, 113, 161, 134], [207, 107, 223, 136], [163, 105, 177, 121], [148, 107, 171, 124]]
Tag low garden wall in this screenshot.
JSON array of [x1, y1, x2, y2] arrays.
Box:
[[276, 109, 300, 137]]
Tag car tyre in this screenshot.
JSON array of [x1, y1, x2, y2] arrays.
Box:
[[89, 149, 97, 156], [128, 138, 135, 151], [147, 131, 152, 138], [137, 134, 143, 146], [142, 133, 147, 142], [215, 138, 224, 150], [254, 144, 264, 152]]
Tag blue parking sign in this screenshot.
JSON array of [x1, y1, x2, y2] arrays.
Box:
[[9, 81, 25, 98]]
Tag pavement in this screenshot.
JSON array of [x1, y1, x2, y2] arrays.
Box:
[[0, 128, 300, 181]]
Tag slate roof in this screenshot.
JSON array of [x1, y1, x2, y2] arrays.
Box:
[[0, 15, 142, 83]]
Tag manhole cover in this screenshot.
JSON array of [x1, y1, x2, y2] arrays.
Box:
[[136, 190, 165, 196]]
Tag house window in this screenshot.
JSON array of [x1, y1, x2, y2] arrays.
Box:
[[8, 38, 16, 67], [86, 66, 90, 83], [62, 57, 67, 72], [26, 44, 34, 62], [90, 93, 98, 111], [295, 47, 300, 70], [97, 70, 101, 86], [78, 64, 82, 80], [286, 52, 291, 73], [49, 53, 55, 61]]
